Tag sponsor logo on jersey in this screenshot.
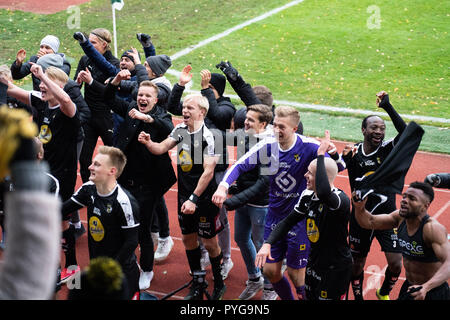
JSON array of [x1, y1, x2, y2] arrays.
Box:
[[399, 239, 424, 255], [89, 216, 105, 242], [306, 218, 319, 243], [275, 171, 297, 193], [179, 150, 193, 172], [39, 124, 52, 144]]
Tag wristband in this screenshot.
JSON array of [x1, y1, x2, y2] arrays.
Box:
[[188, 193, 199, 205]]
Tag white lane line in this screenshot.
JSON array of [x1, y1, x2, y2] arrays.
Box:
[[169, 0, 305, 61], [432, 200, 450, 221]]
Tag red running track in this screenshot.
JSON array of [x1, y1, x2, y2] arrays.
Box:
[[57, 120, 450, 300]]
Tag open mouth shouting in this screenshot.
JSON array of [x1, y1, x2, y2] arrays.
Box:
[[138, 100, 149, 113]]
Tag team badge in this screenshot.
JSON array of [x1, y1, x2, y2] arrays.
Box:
[[106, 203, 112, 214], [294, 154, 300, 162]]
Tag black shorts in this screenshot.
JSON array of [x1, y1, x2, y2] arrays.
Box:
[[305, 263, 352, 300], [177, 195, 223, 239], [398, 280, 450, 300], [349, 211, 402, 258]]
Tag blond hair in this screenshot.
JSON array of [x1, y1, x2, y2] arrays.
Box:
[[0, 65, 12, 82], [139, 80, 159, 94], [183, 93, 209, 114], [98, 146, 127, 178], [90, 28, 112, 50], [45, 66, 69, 85], [274, 105, 300, 127]]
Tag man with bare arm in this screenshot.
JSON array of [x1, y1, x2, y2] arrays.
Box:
[[353, 182, 450, 300]]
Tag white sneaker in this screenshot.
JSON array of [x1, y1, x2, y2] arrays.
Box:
[[139, 270, 154, 290], [239, 277, 264, 300], [154, 237, 174, 262], [262, 287, 278, 300], [220, 258, 234, 280]]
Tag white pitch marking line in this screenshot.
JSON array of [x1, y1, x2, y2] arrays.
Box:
[[169, 0, 306, 61]]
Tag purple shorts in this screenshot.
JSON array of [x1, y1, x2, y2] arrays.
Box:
[[264, 215, 310, 269]]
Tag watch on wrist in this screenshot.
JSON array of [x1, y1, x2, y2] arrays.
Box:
[[189, 193, 199, 204]]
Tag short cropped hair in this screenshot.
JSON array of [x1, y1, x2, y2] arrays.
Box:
[[139, 80, 159, 94], [252, 85, 273, 107], [183, 93, 209, 114], [409, 181, 435, 203], [362, 115, 383, 129], [98, 145, 127, 178], [274, 105, 300, 127], [247, 104, 273, 125], [45, 66, 69, 85]]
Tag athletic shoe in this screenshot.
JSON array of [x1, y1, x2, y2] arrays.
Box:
[[211, 284, 227, 300], [139, 270, 154, 290], [154, 236, 174, 262], [238, 278, 264, 300], [262, 288, 278, 300], [184, 281, 204, 300], [376, 289, 390, 300], [60, 265, 80, 283], [220, 258, 234, 280]]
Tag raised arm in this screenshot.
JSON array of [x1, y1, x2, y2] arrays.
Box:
[[30, 63, 76, 118], [10, 49, 36, 81], [166, 65, 192, 115], [103, 70, 132, 117], [73, 32, 119, 77], [315, 130, 341, 208], [376, 91, 406, 138], [216, 61, 260, 107], [0, 75, 30, 106], [352, 196, 402, 230]]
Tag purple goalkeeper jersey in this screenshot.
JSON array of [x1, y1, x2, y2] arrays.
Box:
[[222, 134, 329, 221]]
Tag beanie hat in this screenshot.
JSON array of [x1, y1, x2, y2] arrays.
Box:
[[40, 35, 60, 53], [146, 54, 172, 77], [210, 73, 226, 97], [233, 107, 247, 130], [36, 53, 64, 71], [121, 50, 140, 64]]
